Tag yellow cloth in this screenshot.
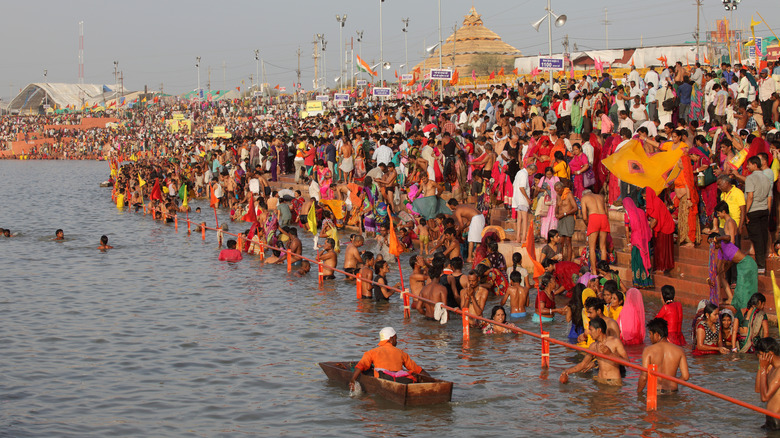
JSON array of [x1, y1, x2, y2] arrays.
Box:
[[578, 288, 597, 348], [601, 139, 683, 194], [553, 161, 570, 179]]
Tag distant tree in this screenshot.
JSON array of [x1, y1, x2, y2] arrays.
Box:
[[472, 54, 515, 76]]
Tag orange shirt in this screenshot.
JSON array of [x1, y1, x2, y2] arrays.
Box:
[[355, 341, 422, 374]]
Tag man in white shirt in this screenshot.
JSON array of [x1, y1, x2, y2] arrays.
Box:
[[372, 142, 394, 166], [644, 67, 660, 93], [636, 119, 659, 137], [738, 71, 751, 108], [759, 68, 777, 127], [512, 165, 531, 244], [628, 66, 641, 88], [690, 63, 704, 88], [645, 82, 658, 122]]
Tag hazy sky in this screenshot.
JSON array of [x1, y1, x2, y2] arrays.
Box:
[[1, 0, 777, 100]]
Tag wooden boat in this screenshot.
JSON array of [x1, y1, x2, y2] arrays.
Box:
[[318, 361, 453, 406]]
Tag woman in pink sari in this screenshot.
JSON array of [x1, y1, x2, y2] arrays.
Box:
[[317, 160, 334, 200], [537, 168, 560, 239], [569, 143, 589, 198], [618, 288, 646, 345], [623, 198, 653, 288], [603, 134, 622, 205]]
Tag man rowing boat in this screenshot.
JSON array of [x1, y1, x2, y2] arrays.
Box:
[[349, 327, 429, 390]]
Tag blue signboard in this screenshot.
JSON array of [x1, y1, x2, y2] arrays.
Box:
[[372, 87, 392, 97], [539, 58, 564, 71]]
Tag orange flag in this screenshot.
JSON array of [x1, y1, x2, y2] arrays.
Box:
[[274, 84, 280, 90], [242, 196, 257, 223], [449, 70, 459, 85], [388, 215, 403, 257], [498, 67, 505, 76], [489, 71, 495, 80], [413, 66, 421, 75], [512, 67, 518, 75], [209, 184, 218, 208], [523, 222, 544, 279]]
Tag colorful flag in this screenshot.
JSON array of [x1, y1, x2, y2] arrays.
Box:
[[179, 183, 188, 209], [209, 184, 218, 208], [512, 67, 518, 75], [472, 69, 477, 81], [150, 178, 162, 201], [523, 222, 544, 279], [274, 84, 280, 90], [236, 87, 241, 92], [141, 97, 147, 103], [153, 96, 159, 103], [449, 70, 459, 85], [498, 67, 505, 76], [307, 202, 317, 233], [388, 215, 403, 257], [413, 66, 421, 75], [356, 54, 378, 76], [489, 71, 495, 79], [138, 175, 146, 187], [242, 196, 256, 223]]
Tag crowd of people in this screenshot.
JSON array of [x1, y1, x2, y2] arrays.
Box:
[[9, 59, 780, 426]]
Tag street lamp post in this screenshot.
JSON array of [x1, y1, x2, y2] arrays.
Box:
[[196, 56, 201, 100], [723, 0, 741, 64], [255, 50, 260, 95], [532, 0, 567, 84], [336, 15, 347, 93], [379, 0, 384, 86], [43, 69, 47, 109], [402, 18, 410, 75]]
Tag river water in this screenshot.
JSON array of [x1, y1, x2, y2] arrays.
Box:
[[0, 161, 774, 437]]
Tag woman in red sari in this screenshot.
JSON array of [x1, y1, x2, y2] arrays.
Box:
[[644, 187, 675, 273], [569, 143, 589, 198], [528, 136, 553, 172]]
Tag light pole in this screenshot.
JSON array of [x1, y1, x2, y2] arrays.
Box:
[[336, 14, 347, 93], [379, 0, 384, 86], [723, 0, 741, 64], [532, 0, 567, 84], [402, 18, 410, 75], [322, 38, 328, 92], [196, 56, 201, 100], [255, 50, 260, 94], [43, 69, 47, 109]]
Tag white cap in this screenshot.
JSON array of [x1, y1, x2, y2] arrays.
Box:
[[379, 327, 396, 342]]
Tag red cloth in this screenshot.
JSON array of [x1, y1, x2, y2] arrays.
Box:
[[656, 302, 686, 346], [653, 232, 675, 271], [742, 137, 770, 177], [554, 261, 580, 291]]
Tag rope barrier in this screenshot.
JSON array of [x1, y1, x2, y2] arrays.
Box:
[[138, 204, 780, 420]]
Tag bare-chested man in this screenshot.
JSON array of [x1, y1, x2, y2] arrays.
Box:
[[585, 297, 620, 338], [448, 199, 484, 263], [339, 136, 354, 183], [460, 271, 489, 328], [276, 226, 303, 266], [414, 264, 448, 320], [581, 189, 609, 274], [419, 173, 443, 198], [554, 182, 577, 262], [408, 255, 430, 297], [755, 337, 780, 430], [431, 227, 461, 259], [560, 317, 628, 386], [638, 318, 690, 395], [319, 238, 338, 280], [358, 251, 375, 299], [376, 163, 398, 209], [343, 234, 365, 278]]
